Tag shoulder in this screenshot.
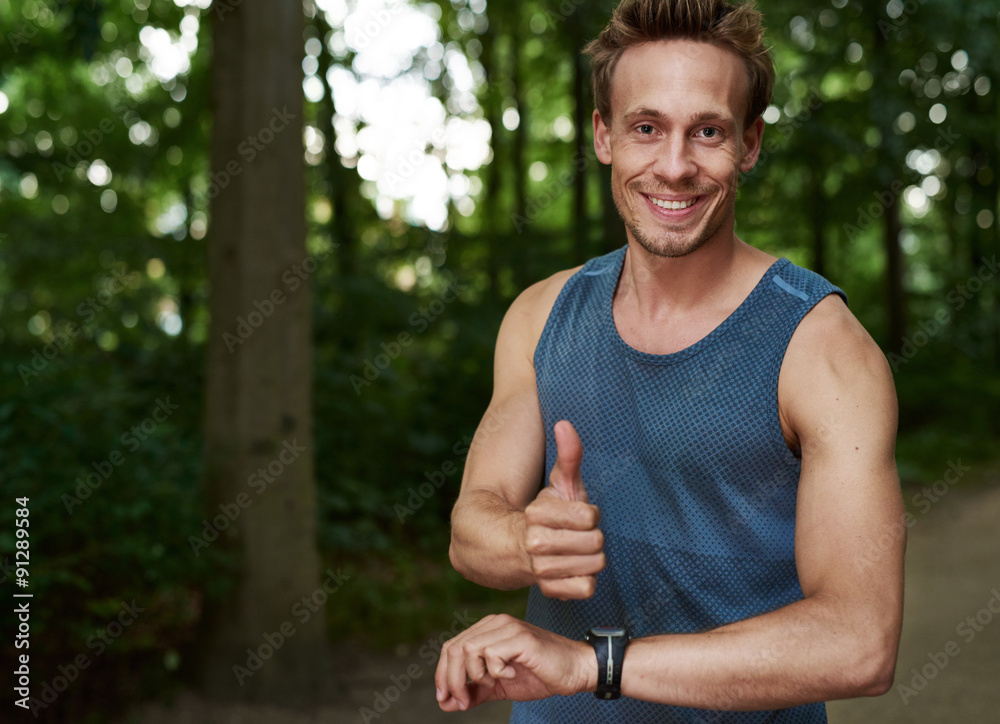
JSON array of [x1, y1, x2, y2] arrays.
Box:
[[788, 294, 886, 373], [498, 245, 625, 364], [499, 265, 583, 362], [770, 258, 844, 304], [779, 294, 897, 447]]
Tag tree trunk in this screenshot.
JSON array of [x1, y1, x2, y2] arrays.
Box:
[[870, 13, 906, 354], [315, 15, 355, 282], [883, 194, 905, 354], [572, 46, 589, 264], [810, 169, 826, 277], [511, 27, 529, 289], [200, 0, 328, 705], [314, 12, 362, 355], [480, 19, 503, 300]]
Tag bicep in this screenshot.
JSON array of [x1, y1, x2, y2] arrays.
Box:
[[780, 298, 905, 604], [459, 385, 546, 512], [454, 266, 580, 515], [456, 290, 549, 513]]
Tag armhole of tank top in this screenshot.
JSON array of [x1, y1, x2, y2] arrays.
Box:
[[531, 266, 586, 371], [766, 288, 846, 471]]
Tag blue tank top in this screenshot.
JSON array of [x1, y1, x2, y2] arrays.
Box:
[[511, 244, 845, 723]]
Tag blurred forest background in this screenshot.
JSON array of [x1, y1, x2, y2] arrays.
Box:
[[1, 0, 998, 721]]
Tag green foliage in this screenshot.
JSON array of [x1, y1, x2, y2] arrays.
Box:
[[0, 0, 997, 717], [0, 342, 209, 721], [894, 355, 1000, 483], [325, 551, 524, 650]]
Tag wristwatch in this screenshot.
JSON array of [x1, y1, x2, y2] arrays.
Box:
[[585, 626, 629, 700]]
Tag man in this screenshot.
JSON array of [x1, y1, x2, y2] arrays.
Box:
[[435, 0, 905, 721]]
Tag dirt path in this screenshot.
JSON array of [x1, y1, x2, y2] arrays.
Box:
[[828, 476, 1000, 723], [123, 481, 1000, 723]]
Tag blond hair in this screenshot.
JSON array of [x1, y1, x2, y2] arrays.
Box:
[[584, 0, 774, 129]]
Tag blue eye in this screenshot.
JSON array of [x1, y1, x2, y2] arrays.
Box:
[[638, 124, 654, 134], [701, 127, 719, 138]]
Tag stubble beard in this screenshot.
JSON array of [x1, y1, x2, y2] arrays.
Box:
[[612, 175, 739, 259]]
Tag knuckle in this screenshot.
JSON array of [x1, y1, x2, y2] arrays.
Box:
[[527, 498, 557, 522], [556, 588, 577, 601], [588, 505, 601, 526], [569, 503, 592, 525], [541, 580, 566, 598], [525, 534, 543, 553], [534, 559, 555, 577]]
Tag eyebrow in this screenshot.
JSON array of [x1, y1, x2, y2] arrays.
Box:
[[621, 108, 735, 126]]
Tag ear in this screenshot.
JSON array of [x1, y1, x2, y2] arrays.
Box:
[[739, 116, 765, 173], [593, 109, 612, 165]]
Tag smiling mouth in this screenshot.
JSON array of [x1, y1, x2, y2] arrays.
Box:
[[646, 196, 697, 211]]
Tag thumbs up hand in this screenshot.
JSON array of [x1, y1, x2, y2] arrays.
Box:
[[523, 421, 606, 600], [547, 420, 589, 503]]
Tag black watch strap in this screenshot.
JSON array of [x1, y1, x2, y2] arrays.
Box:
[[585, 626, 628, 700]]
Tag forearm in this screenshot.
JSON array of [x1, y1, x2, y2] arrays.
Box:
[[618, 595, 898, 709], [449, 490, 535, 590]]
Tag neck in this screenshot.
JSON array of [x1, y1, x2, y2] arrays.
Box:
[[617, 233, 753, 323]]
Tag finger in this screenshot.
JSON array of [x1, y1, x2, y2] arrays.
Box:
[[436, 615, 511, 711], [538, 574, 598, 600], [485, 651, 517, 680], [525, 526, 604, 556], [530, 552, 606, 580], [436, 624, 480, 710], [462, 619, 531, 692], [446, 636, 473, 710], [476, 631, 546, 686], [525, 494, 601, 530], [462, 636, 492, 685], [448, 617, 518, 710], [550, 420, 587, 502], [483, 644, 520, 682], [435, 636, 461, 709], [437, 693, 465, 713]]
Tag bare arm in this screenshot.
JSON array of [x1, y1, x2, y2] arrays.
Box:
[[449, 267, 603, 595], [437, 296, 906, 711], [614, 295, 906, 706]]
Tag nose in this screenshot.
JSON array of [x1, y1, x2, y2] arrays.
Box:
[[651, 133, 698, 184]]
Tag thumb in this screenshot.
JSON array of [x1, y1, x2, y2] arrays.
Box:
[[550, 420, 586, 502]]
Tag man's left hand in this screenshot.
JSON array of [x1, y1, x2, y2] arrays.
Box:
[[434, 613, 596, 711]]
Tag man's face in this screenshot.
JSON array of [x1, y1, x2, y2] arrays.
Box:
[[593, 39, 764, 258]]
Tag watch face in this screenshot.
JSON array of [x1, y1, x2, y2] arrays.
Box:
[[590, 626, 626, 637]]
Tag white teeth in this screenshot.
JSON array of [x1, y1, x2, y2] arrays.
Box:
[[648, 196, 695, 210]]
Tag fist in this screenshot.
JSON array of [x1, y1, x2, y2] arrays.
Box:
[[524, 421, 605, 600]]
